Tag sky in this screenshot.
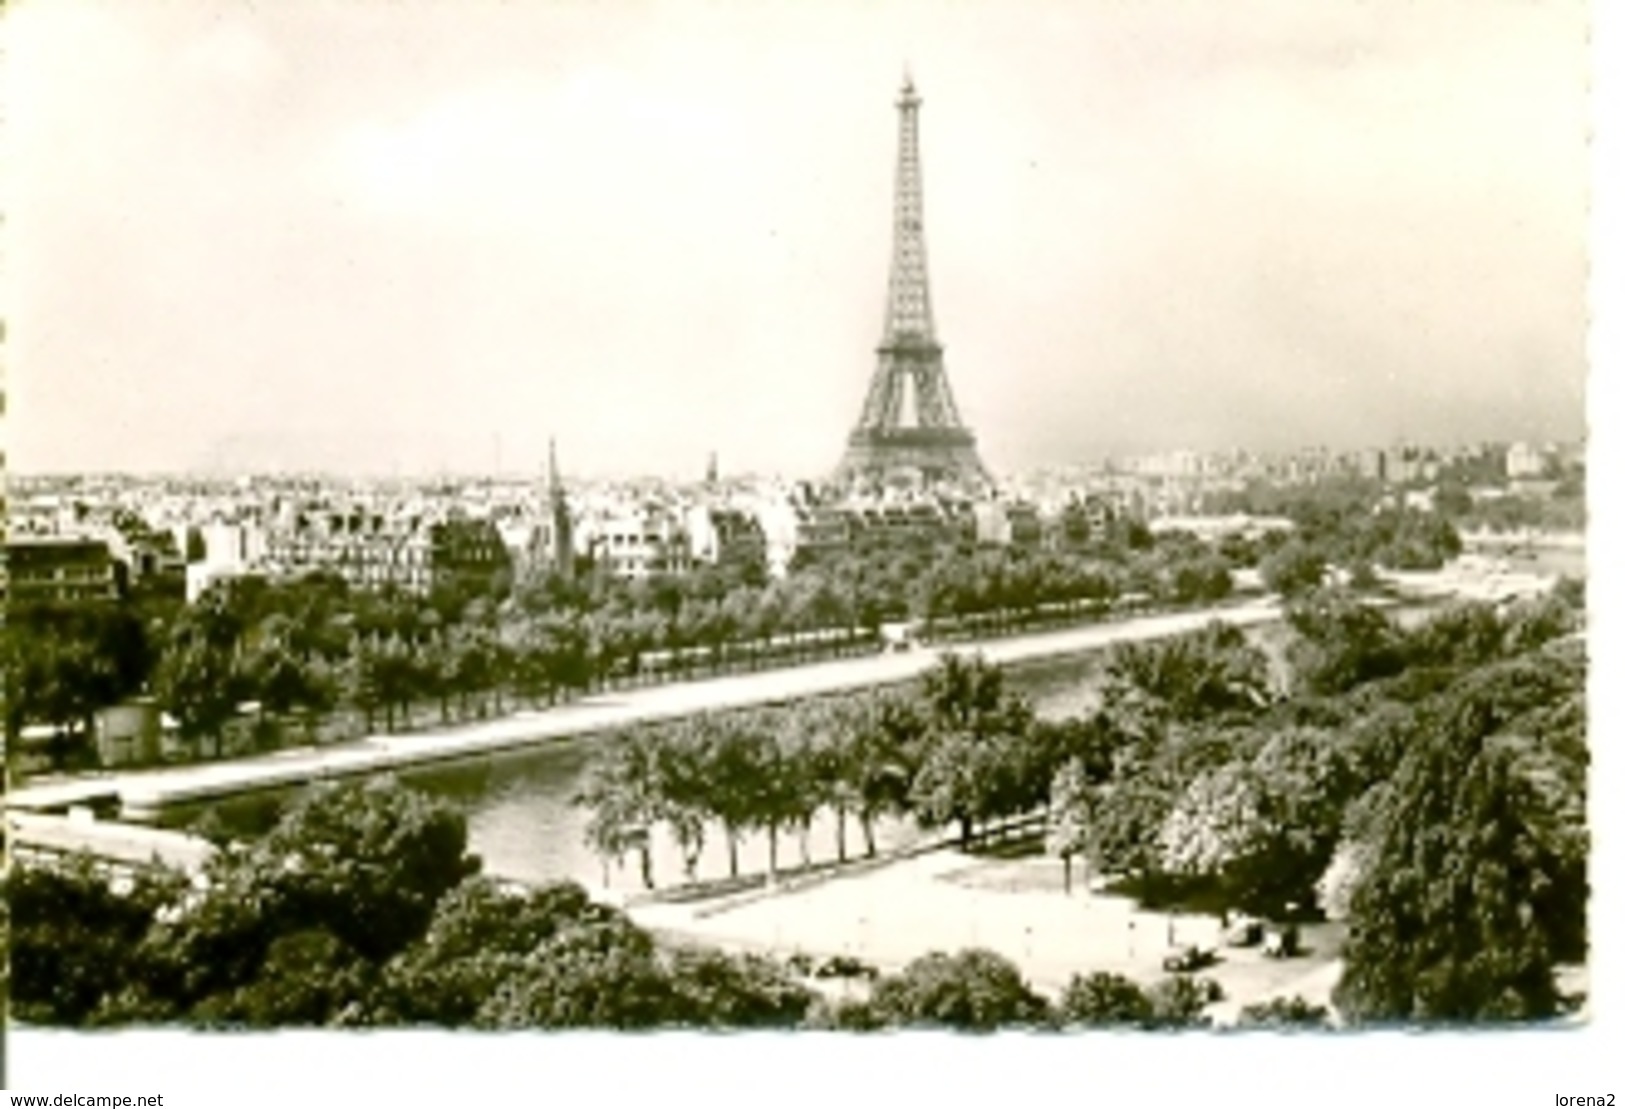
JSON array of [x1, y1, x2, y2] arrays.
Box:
[[5, 0, 1591, 478]]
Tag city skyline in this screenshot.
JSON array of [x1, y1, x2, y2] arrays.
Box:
[[8, 0, 1589, 478]]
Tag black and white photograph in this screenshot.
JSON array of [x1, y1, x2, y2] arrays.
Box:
[[0, 0, 1609, 1101]]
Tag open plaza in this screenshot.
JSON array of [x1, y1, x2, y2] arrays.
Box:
[[629, 844, 1347, 1020]]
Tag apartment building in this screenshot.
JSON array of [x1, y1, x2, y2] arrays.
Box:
[[1, 536, 122, 605]]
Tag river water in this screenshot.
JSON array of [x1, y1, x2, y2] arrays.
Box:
[[174, 622, 1303, 889]]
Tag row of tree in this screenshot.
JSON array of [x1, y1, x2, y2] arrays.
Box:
[[573, 651, 1113, 890], [6, 526, 1243, 773]]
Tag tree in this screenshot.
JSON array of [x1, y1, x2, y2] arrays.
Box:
[[265, 777, 478, 960], [1090, 773, 1179, 887], [1101, 621, 1272, 723], [1335, 682, 1583, 1024], [651, 725, 711, 883], [921, 653, 1033, 742], [1403, 601, 1509, 672], [1046, 758, 1095, 895], [867, 949, 1050, 1031], [1056, 972, 1152, 1027], [1142, 975, 1214, 1029], [136, 778, 477, 1015], [201, 928, 374, 1028], [911, 729, 1025, 848], [740, 712, 806, 882], [475, 914, 676, 1030], [1237, 995, 1332, 1029], [699, 715, 768, 879], [664, 948, 814, 1028], [1157, 726, 1350, 916], [1261, 541, 1327, 597], [775, 705, 831, 870], [154, 595, 248, 758], [4, 858, 182, 1025], [839, 691, 923, 858], [367, 878, 607, 1026], [1284, 592, 1408, 697], [576, 734, 661, 889], [911, 653, 1036, 846], [242, 612, 325, 728]]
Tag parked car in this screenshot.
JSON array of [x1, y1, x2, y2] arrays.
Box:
[[1262, 923, 1302, 959], [1162, 943, 1218, 973], [815, 955, 881, 980], [1224, 915, 1264, 947]]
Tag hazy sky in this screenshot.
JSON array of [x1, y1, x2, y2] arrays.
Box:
[[7, 0, 1589, 477]]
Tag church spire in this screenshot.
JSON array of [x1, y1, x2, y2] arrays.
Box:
[[545, 436, 573, 578]]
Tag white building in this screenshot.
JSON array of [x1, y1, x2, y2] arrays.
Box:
[[1505, 441, 1549, 480], [580, 502, 693, 581]]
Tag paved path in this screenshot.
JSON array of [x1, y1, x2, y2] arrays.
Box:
[[7, 598, 1285, 819]]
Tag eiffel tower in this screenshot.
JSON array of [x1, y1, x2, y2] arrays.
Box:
[[834, 73, 990, 491]]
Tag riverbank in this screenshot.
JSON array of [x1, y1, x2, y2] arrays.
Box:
[[7, 596, 1289, 821]]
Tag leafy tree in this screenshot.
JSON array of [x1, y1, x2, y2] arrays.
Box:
[[1335, 679, 1584, 1024], [740, 712, 807, 881], [1237, 996, 1332, 1029], [920, 653, 1033, 742], [200, 928, 374, 1028], [5, 858, 182, 1025], [1284, 592, 1409, 696], [475, 914, 676, 1030], [576, 734, 661, 888], [651, 725, 711, 883], [1046, 758, 1095, 895], [134, 777, 479, 1017], [1090, 774, 1179, 886], [367, 878, 607, 1025], [258, 777, 478, 961], [839, 691, 924, 858], [775, 705, 832, 870], [1056, 971, 1153, 1027], [911, 729, 1026, 848], [153, 595, 249, 758], [1159, 726, 1351, 916], [1500, 587, 1583, 656], [664, 948, 814, 1027], [700, 715, 770, 879], [1261, 541, 1327, 597], [1101, 621, 1272, 723], [1143, 975, 1214, 1029], [867, 949, 1050, 1031], [1403, 601, 1509, 672]]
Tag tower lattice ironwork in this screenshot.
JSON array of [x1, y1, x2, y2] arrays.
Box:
[[833, 73, 990, 489]]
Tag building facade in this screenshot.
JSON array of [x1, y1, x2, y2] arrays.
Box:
[[1, 537, 121, 605]]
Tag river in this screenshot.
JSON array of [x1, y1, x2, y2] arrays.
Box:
[[168, 622, 1305, 889]]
